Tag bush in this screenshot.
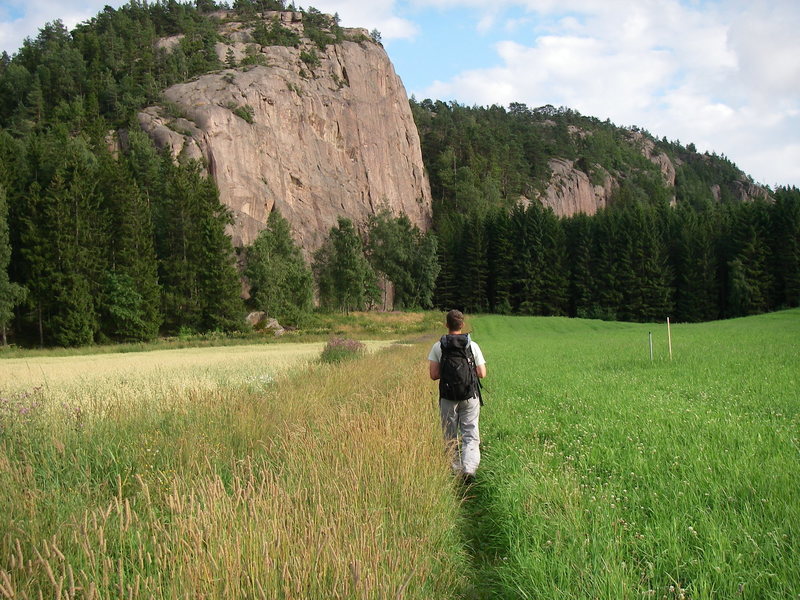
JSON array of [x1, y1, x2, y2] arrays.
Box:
[[232, 104, 255, 123], [320, 337, 365, 364], [300, 49, 320, 67]]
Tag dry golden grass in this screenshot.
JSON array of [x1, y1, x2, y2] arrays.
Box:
[[0, 340, 467, 598], [0, 341, 393, 393]]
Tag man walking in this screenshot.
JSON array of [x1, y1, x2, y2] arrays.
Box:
[[428, 309, 487, 482]]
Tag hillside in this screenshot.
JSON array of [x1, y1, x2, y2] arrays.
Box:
[[411, 99, 771, 223]]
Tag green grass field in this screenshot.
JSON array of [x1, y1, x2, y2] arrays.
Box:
[[465, 309, 799, 599], [0, 310, 797, 599]]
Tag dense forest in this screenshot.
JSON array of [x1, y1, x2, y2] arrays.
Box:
[[0, 0, 798, 348], [412, 100, 800, 322], [0, 0, 363, 346]]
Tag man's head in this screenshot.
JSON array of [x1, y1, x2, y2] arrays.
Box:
[[446, 309, 464, 332]]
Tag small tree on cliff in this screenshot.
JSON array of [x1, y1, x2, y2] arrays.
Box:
[[245, 209, 313, 326]]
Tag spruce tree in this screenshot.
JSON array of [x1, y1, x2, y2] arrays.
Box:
[[727, 204, 773, 316], [539, 206, 569, 316], [673, 205, 719, 322], [245, 209, 313, 326], [198, 199, 243, 332], [313, 217, 378, 312], [0, 185, 26, 345], [564, 214, 594, 318], [461, 212, 488, 313], [485, 208, 513, 314], [592, 209, 623, 320], [770, 187, 800, 308], [98, 152, 162, 341]]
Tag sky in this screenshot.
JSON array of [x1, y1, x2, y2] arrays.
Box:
[[1, 0, 798, 188]]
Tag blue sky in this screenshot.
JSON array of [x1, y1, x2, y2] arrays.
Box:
[[1, 0, 798, 188]]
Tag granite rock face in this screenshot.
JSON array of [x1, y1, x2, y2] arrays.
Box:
[[139, 12, 431, 251], [536, 158, 615, 216]]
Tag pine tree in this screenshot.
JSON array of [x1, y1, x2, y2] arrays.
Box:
[[770, 187, 800, 308], [245, 209, 313, 325], [98, 152, 162, 341], [313, 217, 378, 312], [0, 185, 26, 345]]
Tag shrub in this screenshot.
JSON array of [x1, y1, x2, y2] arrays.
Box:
[[320, 337, 365, 364], [252, 18, 301, 48], [232, 104, 255, 123], [300, 49, 320, 67]]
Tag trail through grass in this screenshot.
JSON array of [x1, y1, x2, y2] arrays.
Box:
[[462, 310, 799, 599], [2, 310, 797, 598]]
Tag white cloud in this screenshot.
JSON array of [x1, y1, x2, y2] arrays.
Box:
[[305, 0, 419, 39], [413, 0, 800, 186], [0, 0, 121, 54]]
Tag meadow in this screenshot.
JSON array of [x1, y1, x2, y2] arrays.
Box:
[[466, 309, 799, 599], [0, 334, 464, 599], [0, 309, 798, 599]]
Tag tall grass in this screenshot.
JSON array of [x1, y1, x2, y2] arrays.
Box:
[[464, 310, 800, 599], [0, 341, 467, 598]]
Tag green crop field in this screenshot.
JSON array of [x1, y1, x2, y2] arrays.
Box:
[[464, 309, 799, 599], [0, 310, 797, 599]]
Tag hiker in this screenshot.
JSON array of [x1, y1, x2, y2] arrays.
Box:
[[428, 309, 487, 482]]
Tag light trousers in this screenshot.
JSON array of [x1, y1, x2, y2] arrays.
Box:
[[439, 396, 481, 475]]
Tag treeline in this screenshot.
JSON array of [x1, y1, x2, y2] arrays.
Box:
[[435, 190, 800, 322], [412, 99, 799, 320], [1, 0, 797, 348], [244, 209, 438, 324], [0, 128, 244, 346], [0, 0, 260, 346]]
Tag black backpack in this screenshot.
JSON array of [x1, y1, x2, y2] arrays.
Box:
[[439, 334, 481, 403]]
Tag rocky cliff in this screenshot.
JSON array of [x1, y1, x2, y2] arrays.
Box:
[[532, 128, 767, 218], [534, 158, 616, 215], [139, 11, 431, 251]]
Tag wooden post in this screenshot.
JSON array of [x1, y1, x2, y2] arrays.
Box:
[[667, 317, 673, 360], [649, 332, 653, 362]]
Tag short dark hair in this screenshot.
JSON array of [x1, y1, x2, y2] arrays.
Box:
[[446, 309, 464, 331]]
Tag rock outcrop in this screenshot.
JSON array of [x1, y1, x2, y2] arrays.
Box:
[[628, 131, 676, 188], [535, 158, 615, 216], [139, 11, 431, 251]]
